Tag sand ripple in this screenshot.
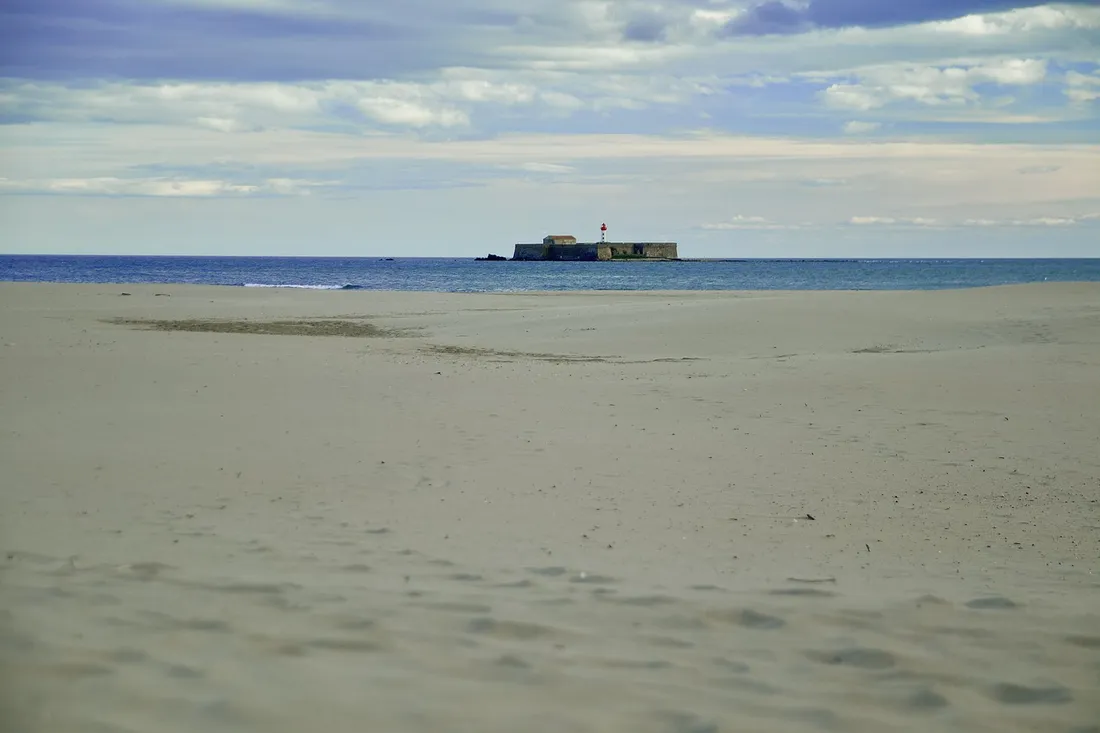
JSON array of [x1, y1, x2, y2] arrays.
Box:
[[2, 547, 1097, 733]]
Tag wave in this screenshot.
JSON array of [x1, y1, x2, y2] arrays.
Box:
[[239, 283, 364, 290]]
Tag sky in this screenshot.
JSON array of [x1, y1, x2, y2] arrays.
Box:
[[1, 0, 1099, 258]]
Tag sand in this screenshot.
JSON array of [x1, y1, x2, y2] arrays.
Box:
[[1, 282, 1098, 733]]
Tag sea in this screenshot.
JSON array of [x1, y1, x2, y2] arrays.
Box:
[[2, 255, 1100, 292]]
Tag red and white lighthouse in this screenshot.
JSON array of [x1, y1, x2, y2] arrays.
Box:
[[600, 222, 607, 243]]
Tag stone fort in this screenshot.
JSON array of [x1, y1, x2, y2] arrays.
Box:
[[513, 235, 678, 261]]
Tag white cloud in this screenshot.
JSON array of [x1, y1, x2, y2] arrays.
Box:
[[962, 215, 1096, 227], [700, 215, 801, 230], [850, 216, 896, 224], [493, 43, 677, 73], [843, 120, 881, 134], [0, 71, 719, 133], [0, 176, 325, 197], [515, 162, 574, 173], [3, 1, 1097, 143], [7, 124, 1100, 186], [849, 216, 940, 226], [705, 210, 1100, 231], [892, 110, 1074, 124], [442, 78, 537, 105], [539, 90, 585, 110], [195, 116, 259, 133], [1065, 70, 1100, 104], [689, 8, 738, 32], [929, 5, 1100, 35], [4, 1, 1100, 258], [850, 213, 1099, 228], [356, 96, 469, 128], [820, 58, 1048, 110]]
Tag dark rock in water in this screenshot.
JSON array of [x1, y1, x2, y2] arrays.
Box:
[[475, 253, 508, 261]]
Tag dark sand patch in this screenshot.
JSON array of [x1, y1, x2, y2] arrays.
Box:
[[851, 344, 936, 354], [106, 318, 411, 338], [427, 344, 705, 364], [426, 344, 614, 363]]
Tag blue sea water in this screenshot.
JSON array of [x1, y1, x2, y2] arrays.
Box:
[[2, 255, 1099, 292]]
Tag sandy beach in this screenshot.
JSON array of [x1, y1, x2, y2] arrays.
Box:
[[1, 282, 1098, 733]]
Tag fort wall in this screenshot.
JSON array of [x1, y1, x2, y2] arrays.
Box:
[[512, 242, 678, 261], [598, 243, 678, 260], [512, 244, 549, 260], [513, 243, 602, 260]]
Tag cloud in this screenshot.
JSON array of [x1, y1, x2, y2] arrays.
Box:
[[5, 123, 1098, 255], [7, 0, 1085, 87], [0, 72, 716, 132], [3, 1, 1100, 257], [514, 162, 575, 173], [0, 0, 437, 81], [819, 58, 1048, 110], [0, 0, 719, 81], [850, 213, 1100, 227], [962, 214, 1098, 226], [843, 120, 880, 134], [849, 216, 940, 226], [723, 2, 810, 36], [354, 94, 469, 128], [928, 4, 1100, 34], [621, 14, 669, 43], [706, 210, 1100, 231], [195, 116, 259, 133], [699, 215, 801, 230], [7, 123, 1100, 182], [723, 0, 1100, 35], [0, 175, 324, 197], [3, 1, 1097, 139], [1065, 69, 1100, 103], [1017, 164, 1061, 174]]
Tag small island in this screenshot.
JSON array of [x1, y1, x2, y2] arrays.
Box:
[[511, 234, 678, 261]]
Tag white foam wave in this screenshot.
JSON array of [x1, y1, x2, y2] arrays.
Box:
[[241, 283, 346, 290]]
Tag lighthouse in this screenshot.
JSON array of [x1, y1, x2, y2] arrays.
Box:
[[600, 222, 607, 243]]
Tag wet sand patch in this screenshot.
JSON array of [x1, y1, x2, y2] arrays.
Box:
[[106, 318, 412, 338]]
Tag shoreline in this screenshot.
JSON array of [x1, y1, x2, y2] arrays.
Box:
[[4, 280, 1100, 293], [4, 254, 1100, 259]]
